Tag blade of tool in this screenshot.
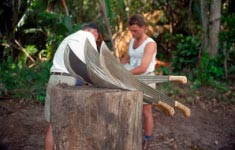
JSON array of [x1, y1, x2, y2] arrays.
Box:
[[99, 42, 176, 116], [64, 44, 92, 83], [84, 39, 129, 89], [63, 40, 127, 89], [135, 75, 187, 84], [84, 39, 174, 116], [99, 42, 190, 117]]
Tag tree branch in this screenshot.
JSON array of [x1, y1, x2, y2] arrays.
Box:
[[14, 40, 36, 67]]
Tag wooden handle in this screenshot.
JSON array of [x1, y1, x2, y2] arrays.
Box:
[[169, 76, 187, 84], [153, 101, 175, 116], [175, 101, 191, 117]]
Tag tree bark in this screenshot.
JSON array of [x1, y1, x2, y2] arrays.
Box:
[[200, 0, 209, 55], [50, 85, 143, 150], [98, 0, 116, 53], [209, 0, 221, 56], [61, 0, 69, 16]]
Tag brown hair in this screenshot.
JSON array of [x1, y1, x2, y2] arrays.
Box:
[[128, 14, 146, 27], [82, 22, 99, 32]]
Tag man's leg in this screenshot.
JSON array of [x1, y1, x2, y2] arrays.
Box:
[[142, 104, 154, 150], [143, 104, 154, 136], [44, 75, 77, 150], [45, 124, 54, 150]]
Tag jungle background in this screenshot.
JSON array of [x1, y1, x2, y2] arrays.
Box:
[[0, 0, 235, 150]]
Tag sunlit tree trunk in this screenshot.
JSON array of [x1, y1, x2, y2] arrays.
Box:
[[208, 0, 221, 56], [61, 0, 69, 16]]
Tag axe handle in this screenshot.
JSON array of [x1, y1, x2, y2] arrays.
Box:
[[169, 76, 187, 84], [153, 101, 175, 116], [175, 101, 191, 117]]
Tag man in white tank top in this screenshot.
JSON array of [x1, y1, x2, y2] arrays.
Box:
[[121, 14, 157, 150]]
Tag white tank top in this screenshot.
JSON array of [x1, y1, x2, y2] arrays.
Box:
[[124, 37, 157, 74]]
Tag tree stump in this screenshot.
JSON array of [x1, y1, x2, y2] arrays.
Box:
[[50, 85, 143, 150]]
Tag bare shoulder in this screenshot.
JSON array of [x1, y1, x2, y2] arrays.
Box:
[[145, 40, 157, 52]]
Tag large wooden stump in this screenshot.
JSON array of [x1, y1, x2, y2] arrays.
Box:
[[50, 85, 143, 150]]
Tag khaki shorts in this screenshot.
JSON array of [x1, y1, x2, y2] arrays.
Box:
[[143, 83, 156, 105], [44, 75, 77, 122], [143, 73, 156, 104]]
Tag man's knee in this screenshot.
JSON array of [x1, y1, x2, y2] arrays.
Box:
[[143, 104, 153, 115]]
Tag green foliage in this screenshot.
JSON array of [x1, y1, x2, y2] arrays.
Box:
[[24, 10, 72, 54], [171, 34, 200, 71], [70, 0, 99, 23], [106, 0, 127, 30], [0, 57, 51, 102], [0, 0, 100, 103], [191, 52, 225, 88], [18, 45, 38, 68], [171, 33, 228, 90], [106, 0, 156, 31], [38, 44, 53, 60], [0, 0, 234, 104], [219, 13, 235, 75]]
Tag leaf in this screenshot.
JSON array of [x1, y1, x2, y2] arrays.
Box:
[[25, 45, 38, 55], [62, 16, 73, 33]]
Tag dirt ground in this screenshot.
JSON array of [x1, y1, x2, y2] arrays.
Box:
[[0, 84, 235, 150]]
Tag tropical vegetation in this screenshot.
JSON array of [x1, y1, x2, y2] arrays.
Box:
[[0, 0, 234, 103]]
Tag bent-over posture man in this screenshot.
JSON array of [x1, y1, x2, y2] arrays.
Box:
[[121, 14, 157, 150], [44, 23, 99, 150]]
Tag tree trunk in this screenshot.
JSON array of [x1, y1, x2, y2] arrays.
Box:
[[200, 0, 209, 57], [50, 85, 143, 150], [98, 0, 116, 53], [61, 0, 69, 16], [209, 0, 221, 56]]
